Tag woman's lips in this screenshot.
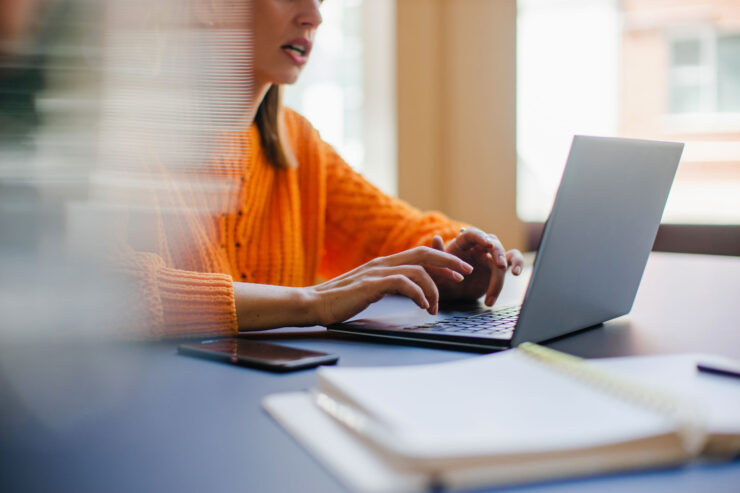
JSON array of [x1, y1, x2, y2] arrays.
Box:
[[280, 38, 312, 66], [282, 46, 308, 66]]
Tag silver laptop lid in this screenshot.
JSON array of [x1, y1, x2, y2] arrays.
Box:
[[511, 136, 683, 346]]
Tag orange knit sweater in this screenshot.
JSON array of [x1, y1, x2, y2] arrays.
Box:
[[120, 109, 463, 339]]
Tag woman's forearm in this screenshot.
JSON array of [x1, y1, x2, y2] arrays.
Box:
[[233, 282, 317, 331]]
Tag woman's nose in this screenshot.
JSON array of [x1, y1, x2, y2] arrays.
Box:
[[296, 0, 322, 28]]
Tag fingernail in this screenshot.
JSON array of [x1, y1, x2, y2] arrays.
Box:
[[453, 272, 464, 282], [485, 296, 492, 306], [422, 299, 430, 309], [498, 255, 507, 267], [462, 262, 474, 273], [434, 303, 438, 315], [514, 265, 521, 275]]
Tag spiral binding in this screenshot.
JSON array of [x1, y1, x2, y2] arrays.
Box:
[[518, 343, 706, 455]]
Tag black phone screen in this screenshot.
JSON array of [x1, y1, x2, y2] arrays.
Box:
[[178, 338, 338, 372]]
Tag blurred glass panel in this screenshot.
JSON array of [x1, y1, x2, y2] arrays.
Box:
[[0, 0, 254, 340], [670, 83, 704, 113], [718, 34, 740, 113], [671, 38, 702, 67]]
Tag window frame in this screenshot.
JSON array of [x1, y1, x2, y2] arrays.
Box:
[[667, 26, 717, 115], [526, 222, 740, 257]]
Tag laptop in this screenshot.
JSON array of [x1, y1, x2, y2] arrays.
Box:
[[328, 136, 684, 351]]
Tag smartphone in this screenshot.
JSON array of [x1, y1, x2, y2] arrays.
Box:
[[177, 338, 339, 372]]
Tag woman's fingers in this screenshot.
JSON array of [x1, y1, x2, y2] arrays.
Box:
[[383, 245, 473, 275], [319, 240, 522, 322], [431, 234, 445, 251], [484, 252, 506, 306], [506, 249, 525, 275], [426, 235, 467, 285], [455, 228, 507, 269], [375, 274, 429, 311], [484, 249, 524, 304], [454, 227, 489, 250], [370, 265, 441, 314], [487, 234, 508, 269]]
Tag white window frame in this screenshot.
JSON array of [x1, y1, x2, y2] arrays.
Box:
[[666, 26, 717, 115], [663, 27, 740, 134]]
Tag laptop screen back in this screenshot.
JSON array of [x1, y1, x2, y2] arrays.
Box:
[[511, 136, 683, 346]]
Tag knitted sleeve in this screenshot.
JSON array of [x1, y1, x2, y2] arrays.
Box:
[[102, 157, 240, 340], [310, 129, 465, 280], [112, 247, 238, 340], [107, 233, 238, 340]]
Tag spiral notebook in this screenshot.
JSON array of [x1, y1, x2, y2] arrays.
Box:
[[263, 345, 740, 493]]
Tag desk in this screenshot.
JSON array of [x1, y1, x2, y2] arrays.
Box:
[[1, 252, 739, 492]]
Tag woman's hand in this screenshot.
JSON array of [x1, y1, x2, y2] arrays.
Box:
[[427, 227, 524, 306], [307, 246, 474, 325], [235, 236, 518, 332]]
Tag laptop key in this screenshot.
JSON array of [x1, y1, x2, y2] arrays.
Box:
[[402, 305, 521, 336]]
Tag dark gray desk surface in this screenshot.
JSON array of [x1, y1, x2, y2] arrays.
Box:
[[1, 252, 739, 492]]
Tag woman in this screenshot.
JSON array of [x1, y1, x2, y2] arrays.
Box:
[[121, 0, 523, 339]]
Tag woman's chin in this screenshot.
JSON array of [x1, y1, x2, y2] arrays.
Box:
[[275, 72, 301, 85], [265, 66, 303, 86]]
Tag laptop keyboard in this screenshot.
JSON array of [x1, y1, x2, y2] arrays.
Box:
[[405, 305, 520, 338]]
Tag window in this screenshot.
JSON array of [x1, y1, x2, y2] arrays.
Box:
[[518, 0, 740, 226], [284, 0, 363, 170], [668, 32, 714, 114], [516, 0, 620, 223], [717, 33, 740, 113], [284, 0, 396, 195], [668, 31, 740, 115]]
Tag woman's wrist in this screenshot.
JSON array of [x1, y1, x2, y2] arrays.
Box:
[[234, 282, 320, 331], [300, 286, 331, 327], [294, 286, 321, 326]]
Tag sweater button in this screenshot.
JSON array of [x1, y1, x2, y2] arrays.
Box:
[[235, 242, 242, 248], [241, 273, 247, 279]]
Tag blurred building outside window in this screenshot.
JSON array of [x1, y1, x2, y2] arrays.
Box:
[[517, 0, 740, 225], [668, 30, 715, 114], [668, 29, 740, 114]]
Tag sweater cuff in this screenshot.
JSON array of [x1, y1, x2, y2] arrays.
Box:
[[155, 267, 238, 339]]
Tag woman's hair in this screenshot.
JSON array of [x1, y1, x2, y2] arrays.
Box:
[[254, 84, 296, 169]]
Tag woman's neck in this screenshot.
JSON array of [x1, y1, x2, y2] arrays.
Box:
[[244, 82, 271, 127]]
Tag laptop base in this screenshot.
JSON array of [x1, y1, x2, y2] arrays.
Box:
[[327, 326, 512, 353]]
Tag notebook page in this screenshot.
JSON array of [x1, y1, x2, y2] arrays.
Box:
[[590, 354, 740, 434], [318, 350, 677, 458]]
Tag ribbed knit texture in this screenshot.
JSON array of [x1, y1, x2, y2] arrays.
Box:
[[121, 109, 464, 339]]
